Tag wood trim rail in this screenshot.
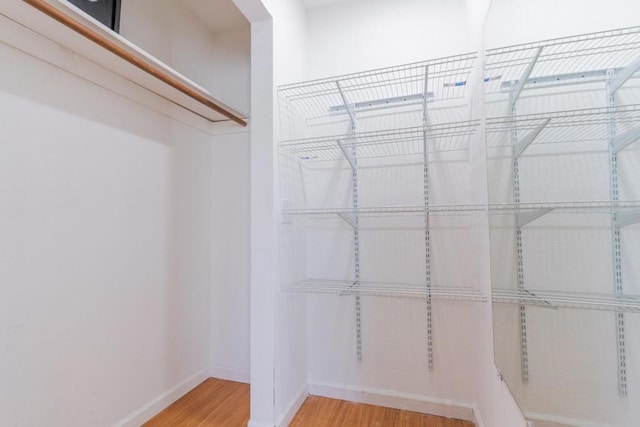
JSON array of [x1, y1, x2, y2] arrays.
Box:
[[23, 0, 248, 127]]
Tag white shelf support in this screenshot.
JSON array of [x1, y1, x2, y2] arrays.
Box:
[[337, 212, 357, 229], [336, 81, 355, 127], [609, 55, 640, 95], [336, 139, 356, 169], [521, 289, 558, 310], [329, 93, 429, 115], [607, 69, 628, 397], [499, 69, 610, 92], [514, 118, 550, 159], [612, 126, 640, 154], [492, 288, 640, 313], [338, 90, 362, 363], [516, 208, 552, 228], [423, 65, 430, 124], [510, 47, 542, 110], [338, 281, 359, 297], [615, 210, 640, 229], [511, 92, 530, 384], [422, 64, 434, 371]]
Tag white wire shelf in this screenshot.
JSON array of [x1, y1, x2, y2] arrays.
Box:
[[486, 105, 640, 153], [279, 120, 480, 161], [485, 26, 640, 95], [489, 201, 640, 228], [492, 288, 640, 313], [284, 279, 487, 302], [278, 53, 478, 122], [282, 201, 640, 225], [489, 200, 640, 215], [283, 204, 486, 218]]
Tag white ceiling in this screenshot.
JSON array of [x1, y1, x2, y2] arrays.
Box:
[[303, 0, 351, 10], [181, 0, 249, 33]]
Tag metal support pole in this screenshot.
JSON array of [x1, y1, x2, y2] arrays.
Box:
[[607, 70, 628, 397], [337, 81, 362, 362], [510, 83, 529, 384], [422, 65, 433, 371]]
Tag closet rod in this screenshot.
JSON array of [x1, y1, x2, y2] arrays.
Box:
[[23, 0, 248, 127]]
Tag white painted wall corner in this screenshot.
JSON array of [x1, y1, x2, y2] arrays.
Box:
[[276, 383, 308, 427], [113, 368, 209, 427], [209, 365, 251, 384]]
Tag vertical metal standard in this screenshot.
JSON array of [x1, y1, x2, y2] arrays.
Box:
[[422, 65, 434, 370], [510, 84, 529, 384], [337, 81, 362, 362], [507, 49, 540, 384], [606, 70, 627, 397]]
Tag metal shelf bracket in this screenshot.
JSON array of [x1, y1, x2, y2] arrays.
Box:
[[337, 212, 357, 229], [336, 139, 356, 169], [610, 55, 640, 95], [516, 208, 553, 228], [522, 289, 558, 310], [510, 47, 542, 110], [615, 210, 640, 229], [612, 126, 640, 154], [514, 118, 551, 158]]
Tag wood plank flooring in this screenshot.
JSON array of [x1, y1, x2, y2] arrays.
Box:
[[144, 378, 474, 427], [289, 395, 474, 427], [143, 378, 250, 427]]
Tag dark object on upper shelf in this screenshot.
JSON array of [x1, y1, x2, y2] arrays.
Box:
[[67, 0, 121, 32]]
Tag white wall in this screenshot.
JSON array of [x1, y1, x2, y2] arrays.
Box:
[[0, 2, 252, 425], [121, 0, 215, 93], [210, 130, 251, 383], [305, 0, 473, 78], [206, 10, 252, 388], [301, 0, 479, 406], [484, 0, 640, 49], [210, 27, 251, 115], [121, 0, 250, 115], [485, 1, 640, 426], [0, 36, 212, 426], [274, 0, 527, 426], [267, 0, 311, 424], [123, 0, 253, 390]]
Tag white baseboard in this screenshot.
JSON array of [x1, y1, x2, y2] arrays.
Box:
[[113, 368, 209, 427], [524, 411, 614, 427], [472, 405, 485, 427], [276, 383, 308, 427], [308, 382, 475, 423], [247, 422, 273, 427], [209, 365, 250, 384]]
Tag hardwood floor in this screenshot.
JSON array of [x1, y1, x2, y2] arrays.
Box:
[[290, 395, 474, 427], [144, 378, 474, 427], [143, 378, 250, 427]]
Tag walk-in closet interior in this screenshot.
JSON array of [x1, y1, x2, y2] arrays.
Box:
[[1, 0, 639, 426]]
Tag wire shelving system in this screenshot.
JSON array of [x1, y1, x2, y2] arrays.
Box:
[[278, 53, 480, 369], [485, 27, 640, 395], [279, 53, 477, 137]]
